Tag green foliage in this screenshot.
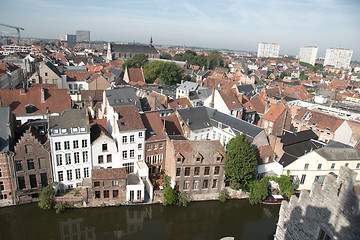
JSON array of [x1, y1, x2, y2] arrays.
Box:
[[99, 203, 106, 208], [294, 81, 300, 85], [300, 75, 308, 80], [299, 61, 323, 71], [172, 50, 223, 69], [122, 54, 148, 69], [280, 71, 291, 79], [160, 53, 172, 60], [230, 182, 241, 190], [177, 192, 191, 207], [143, 60, 184, 85], [163, 187, 178, 206], [207, 50, 224, 70], [54, 202, 65, 214], [249, 178, 269, 205], [271, 175, 296, 198], [225, 133, 257, 190], [219, 189, 228, 203], [38, 186, 54, 210], [163, 174, 171, 188]]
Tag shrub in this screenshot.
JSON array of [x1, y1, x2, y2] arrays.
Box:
[[249, 178, 269, 205], [38, 186, 54, 210], [163, 187, 178, 206], [55, 202, 65, 214], [219, 189, 228, 203], [177, 192, 191, 207]]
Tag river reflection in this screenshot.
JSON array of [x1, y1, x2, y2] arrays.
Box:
[[0, 200, 279, 240]]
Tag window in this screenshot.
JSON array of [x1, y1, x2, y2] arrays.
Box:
[[124, 162, 134, 173], [56, 154, 62, 166], [130, 190, 134, 201], [112, 180, 119, 186], [0, 181, 4, 191], [84, 168, 89, 178], [67, 170, 72, 181], [40, 173, 48, 187], [29, 174, 37, 188], [154, 144, 158, 150], [148, 145, 152, 151], [98, 155, 104, 164], [122, 151, 128, 159], [204, 167, 210, 175], [317, 229, 332, 240], [194, 167, 200, 176], [95, 191, 100, 199], [130, 150, 135, 158], [104, 190, 109, 198], [137, 190, 142, 200], [74, 152, 80, 164], [75, 169, 81, 179], [38, 157, 46, 169], [317, 164, 322, 170], [130, 135, 135, 143], [304, 163, 309, 170], [64, 141, 70, 150], [65, 153, 71, 165], [193, 181, 199, 189], [183, 181, 189, 190], [122, 136, 127, 144], [102, 144, 108, 151], [138, 155, 141, 160], [331, 163, 335, 169], [55, 142, 61, 151], [177, 157, 182, 163], [357, 163, 360, 169], [139, 132, 143, 138], [58, 171, 64, 181], [159, 143, 163, 149], [94, 181, 100, 187], [196, 157, 201, 163], [212, 179, 218, 188], [83, 151, 88, 162], [138, 143, 142, 149], [185, 167, 190, 176], [82, 139, 87, 148], [345, 163, 349, 167], [113, 190, 119, 198], [214, 166, 220, 175], [27, 159, 35, 170], [73, 140, 79, 149], [25, 144, 33, 154], [15, 160, 23, 171], [300, 174, 306, 184], [176, 168, 181, 176], [107, 154, 112, 163], [18, 176, 26, 190], [203, 179, 208, 189]]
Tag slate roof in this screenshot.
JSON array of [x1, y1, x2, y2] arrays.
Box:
[[105, 87, 142, 111], [92, 167, 126, 180], [0, 87, 71, 116], [196, 88, 212, 101], [49, 109, 89, 134], [0, 107, 11, 152], [177, 107, 212, 131], [113, 105, 145, 132], [281, 129, 318, 147], [236, 84, 255, 94], [205, 107, 264, 143], [316, 147, 360, 161], [90, 123, 113, 143], [111, 44, 159, 54], [140, 112, 166, 142], [45, 61, 62, 77], [177, 81, 202, 92]]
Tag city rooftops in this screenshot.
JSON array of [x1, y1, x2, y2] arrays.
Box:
[[49, 109, 89, 135]]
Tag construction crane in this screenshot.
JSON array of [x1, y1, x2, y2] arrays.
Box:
[[0, 23, 24, 39]]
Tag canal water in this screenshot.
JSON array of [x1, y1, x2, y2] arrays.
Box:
[[0, 199, 279, 240]]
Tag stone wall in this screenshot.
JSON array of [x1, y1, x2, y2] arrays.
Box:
[[274, 166, 360, 240]]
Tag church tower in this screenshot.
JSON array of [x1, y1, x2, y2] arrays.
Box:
[[106, 42, 112, 63], [150, 36, 153, 47]]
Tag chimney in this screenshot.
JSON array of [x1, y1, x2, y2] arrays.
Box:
[[41, 88, 45, 103], [210, 88, 215, 108]]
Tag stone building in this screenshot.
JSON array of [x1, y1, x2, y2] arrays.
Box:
[[82, 168, 126, 206], [106, 40, 160, 61], [13, 127, 52, 203], [165, 139, 226, 200], [275, 167, 360, 240]]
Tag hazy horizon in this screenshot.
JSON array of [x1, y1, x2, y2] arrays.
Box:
[[1, 0, 359, 60]]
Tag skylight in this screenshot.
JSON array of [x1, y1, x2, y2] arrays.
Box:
[[120, 121, 126, 126]]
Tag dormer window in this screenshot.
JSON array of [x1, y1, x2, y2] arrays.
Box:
[[80, 127, 86, 132], [215, 152, 223, 162], [25, 104, 36, 114], [120, 121, 126, 126], [71, 127, 79, 133], [194, 152, 203, 163], [61, 128, 67, 133], [176, 153, 184, 164]]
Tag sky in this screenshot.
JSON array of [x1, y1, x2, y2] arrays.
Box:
[[1, 0, 359, 60]]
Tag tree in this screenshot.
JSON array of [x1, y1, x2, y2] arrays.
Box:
[[208, 50, 223, 70], [219, 189, 228, 203], [160, 53, 172, 60], [271, 174, 296, 198], [143, 60, 184, 85], [163, 187, 178, 206], [122, 54, 148, 69], [55, 202, 66, 214], [249, 178, 269, 205], [38, 186, 54, 210], [177, 192, 191, 207], [225, 133, 257, 190]]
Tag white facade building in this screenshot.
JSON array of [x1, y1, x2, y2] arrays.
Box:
[[49, 109, 92, 191], [257, 42, 280, 58], [299, 46, 318, 66], [324, 48, 353, 69]]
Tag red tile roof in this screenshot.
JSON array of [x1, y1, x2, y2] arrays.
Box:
[[128, 68, 146, 86], [161, 113, 183, 135], [140, 112, 166, 141], [262, 105, 286, 122], [92, 167, 126, 180], [65, 71, 92, 82], [86, 65, 104, 72], [250, 95, 266, 114], [113, 105, 145, 131], [168, 97, 192, 109], [0, 87, 71, 115], [218, 89, 243, 110]]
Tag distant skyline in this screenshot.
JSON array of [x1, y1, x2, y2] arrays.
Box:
[[1, 0, 359, 60]]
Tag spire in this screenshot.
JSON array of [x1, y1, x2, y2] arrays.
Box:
[[150, 36, 153, 47], [106, 41, 112, 63]]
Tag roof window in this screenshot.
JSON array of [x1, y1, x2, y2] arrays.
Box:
[[80, 127, 86, 132], [120, 121, 126, 126]]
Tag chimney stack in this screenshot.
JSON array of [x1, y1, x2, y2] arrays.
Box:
[[41, 88, 45, 103]]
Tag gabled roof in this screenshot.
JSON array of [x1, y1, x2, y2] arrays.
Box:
[[177, 81, 201, 91], [114, 105, 145, 132], [65, 71, 92, 82], [90, 123, 113, 143], [140, 112, 166, 141], [161, 113, 183, 136], [206, 107, 264, 142], [127, 68, 146, 86], [177, 107, 212, 131], [0, 87, 71, 116], [281, 130, 318, 147], [92, 168, 126, 180], [168, 98, 192, 109], [262, 105, 286, 122], [105, 87, 142, 111], [315, 147, 360, 161], [218, 89, 243, 110], [250, 94, 266, 114], [236, 84, 255, 94], [45, 61, 62, 78]]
